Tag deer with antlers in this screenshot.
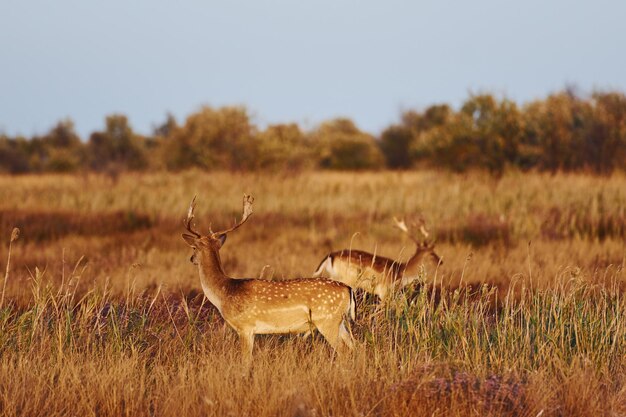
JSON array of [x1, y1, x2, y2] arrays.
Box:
[[312, 216, 442, 301], [182, 194, 355, 362]]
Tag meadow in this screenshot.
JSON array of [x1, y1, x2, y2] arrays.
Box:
[[0, 170, 624, 416]]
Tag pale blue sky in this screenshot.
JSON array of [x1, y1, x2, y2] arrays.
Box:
[[1, 0, 624, 138]]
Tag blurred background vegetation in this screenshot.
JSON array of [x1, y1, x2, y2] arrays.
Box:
[[2, 89, 625, 175]]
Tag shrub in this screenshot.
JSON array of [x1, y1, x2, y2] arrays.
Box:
[[162, 106, 256, 170], [253, 123, 314, 171], [380, 125, 414, 169], [313, 118, 385, 170], [0, 136, 31, 173], [88, 115, 148, 171]]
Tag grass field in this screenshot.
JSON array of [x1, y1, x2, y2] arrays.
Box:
[[0, 170, 625, 416]]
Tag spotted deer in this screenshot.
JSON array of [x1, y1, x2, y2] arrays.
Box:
[[182, 194, 355, 362], [312, 216, 442, 301]]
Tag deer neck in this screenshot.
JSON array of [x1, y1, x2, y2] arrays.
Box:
[[403, 246, 428, 276], [196, 247, 230, 312]]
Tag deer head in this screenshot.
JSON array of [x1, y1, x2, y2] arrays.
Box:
[[393, 215, 442, 266], [182, 194, 254, 264]]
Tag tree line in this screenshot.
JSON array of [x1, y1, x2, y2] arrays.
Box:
[[1, 89, 625, 175]]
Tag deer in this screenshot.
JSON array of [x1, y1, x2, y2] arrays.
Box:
[[181, 194, 355, 363], [312, 216, 442, 301]]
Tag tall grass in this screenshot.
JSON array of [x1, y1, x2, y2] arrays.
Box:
[[0, 266, 623, 416], [0, 171, 625, 416]]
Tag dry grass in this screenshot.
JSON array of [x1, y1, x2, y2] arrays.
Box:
[[0, 170, 625, 416]]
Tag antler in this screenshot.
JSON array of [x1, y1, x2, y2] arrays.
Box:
[[417, 223, 430, 240], [184, 196, 202, 238], [214, 194, 254, 235], [392, 217, 410, 234], [393, 215, 430, 242]]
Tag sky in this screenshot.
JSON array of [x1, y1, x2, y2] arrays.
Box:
[[1, 0, 625, 138]]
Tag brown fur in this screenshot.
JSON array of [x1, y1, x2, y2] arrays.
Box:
[[315, 243, 441, 300], [183, 196, 355, 363], [329, 250, 405, 276]]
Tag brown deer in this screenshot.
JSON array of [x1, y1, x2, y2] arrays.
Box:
[[312, 216, 442, 301], [182, 194, 355, 362]]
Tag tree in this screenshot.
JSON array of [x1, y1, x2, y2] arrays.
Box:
[[254, 123, 313, 171], [313, 118, 385, 170], [412, 95, 523, 174], [153, 113, 178, 138], [0, 135, 31, 173], [523, 92, 591, 172], [402, 104, 452, 132], [162, 106, 256, 170], [380, 125, 413, 169], [585, 92, 626, 173], [382, 104, 454, 169], [88, 115, 147, 171], [40, 119, 84, 172]]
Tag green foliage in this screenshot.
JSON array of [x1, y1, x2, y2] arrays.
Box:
[[153, 113, 178, 139], [88, 115, 148, 172], [380, 125, 413, 169], [313, 118, 385, 170], [161, 106, 256, 170], [0, 136, 30, 174], [17, 120, 85, 173], [523, 92, 590, 172], [520, 91, 626, 173], [253, 123, 314, 171], [414, 95, 523, 174], [587, 92, 626, 173], [1, 90, 626, 174], [44, 148, 82, 173], [403, 104, 453, 132]]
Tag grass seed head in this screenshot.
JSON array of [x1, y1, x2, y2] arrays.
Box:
[[10, 227, 20, 243]]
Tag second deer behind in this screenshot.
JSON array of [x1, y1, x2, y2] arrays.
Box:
[[313, 216, 442, 301]]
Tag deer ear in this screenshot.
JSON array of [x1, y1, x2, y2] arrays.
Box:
[[217, 233, 227, 247], [182, 233, 198, 247]]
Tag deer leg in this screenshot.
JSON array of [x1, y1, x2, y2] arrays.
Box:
[[338, 321, 354, 351], [374, 284, 388, 301], [314, 319, 342, 353], [238, 330, 255, 364]]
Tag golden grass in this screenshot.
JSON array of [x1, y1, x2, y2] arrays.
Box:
[[0, 170, 624, 416]]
